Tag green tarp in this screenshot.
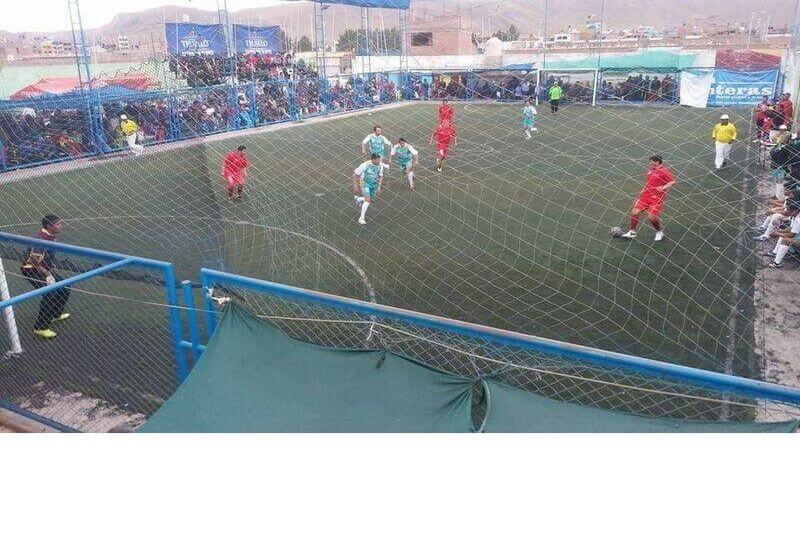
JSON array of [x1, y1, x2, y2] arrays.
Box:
[[140, 304, 474, 432], [141, 304, 798, 433], [483, 381, 799, 433]]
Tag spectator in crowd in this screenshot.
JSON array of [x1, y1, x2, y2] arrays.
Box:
[[120, 114, 143, 156]]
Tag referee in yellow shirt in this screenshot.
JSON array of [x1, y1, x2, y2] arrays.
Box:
[[712, 114, 738, 170]]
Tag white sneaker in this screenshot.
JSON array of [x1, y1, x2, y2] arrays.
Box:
[[621, 230, 637, 239], [358, 217, 367, 225], [532, 127, 538, 131], [654, 231, 664, 242], [525, 133, 531, 140]]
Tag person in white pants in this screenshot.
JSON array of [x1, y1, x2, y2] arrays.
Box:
[[712, 114, 738, 170], [120, 114, 143, 156]]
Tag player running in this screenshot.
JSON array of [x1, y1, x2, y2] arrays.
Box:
[[620, 155, 677, 242], [352, 153, 385, 225], [221, 145, 248, 202], [361, 125, 392, 162], [523, 98, 538, 139], [430, 120, 457, 172], [390, 138, 419, 189], [438, 98, 455, 124]]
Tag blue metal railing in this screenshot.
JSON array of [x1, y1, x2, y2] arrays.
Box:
[[0, 232, 188, 382], [199, 268, 800, 408]]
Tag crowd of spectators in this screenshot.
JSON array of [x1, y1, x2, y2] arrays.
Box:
[[598, 74, 678, 103], [757, 93, 800, 269], [0, 109, 90, 168]]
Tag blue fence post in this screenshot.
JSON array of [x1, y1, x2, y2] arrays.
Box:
[[0, 138, 7, 171], [182, 280, 204, 363], [162, 265, 188, 383], [167, 94, 181, 141], [287, 79, 299, 121], [200, 270, 218, 339], [229, 82, 240, 130], [247, 81, 259, 126]]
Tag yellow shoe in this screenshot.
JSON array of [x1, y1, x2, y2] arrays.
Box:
[[53, 313, 71, 322], [34, 329, 57, 339]]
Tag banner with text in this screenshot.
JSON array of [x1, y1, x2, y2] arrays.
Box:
[[165, 23, 226, 56], [707, 68, 779, 106], [233, 25, 283, 54]]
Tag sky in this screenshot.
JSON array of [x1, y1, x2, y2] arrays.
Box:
[[2, 0, 290, 33]]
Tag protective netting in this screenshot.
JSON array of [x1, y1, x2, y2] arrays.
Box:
[[203, 283, 799, 424], [1, 0, 798, 430]]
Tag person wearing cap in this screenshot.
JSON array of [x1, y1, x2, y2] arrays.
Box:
[[712, 114, 738, 170], [119, 114, 143, 156], [20, 215, 72, 339]]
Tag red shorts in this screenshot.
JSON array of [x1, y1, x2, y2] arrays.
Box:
[[634, 195, 665, 217], [224, 172, 245, 185]]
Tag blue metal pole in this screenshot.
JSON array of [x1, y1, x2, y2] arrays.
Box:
[[0, 258, 133, 311], [200, 270, 218, 338], [182, 280, 204, 363], [163, 265, 188, 382], [199, 268, 800, 407]]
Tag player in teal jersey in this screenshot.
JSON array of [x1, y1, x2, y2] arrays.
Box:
[[523, 98, 538, 139], [352, 153, 385, 225], [390, 138, 420, 189], [361, 125, 392, 161]]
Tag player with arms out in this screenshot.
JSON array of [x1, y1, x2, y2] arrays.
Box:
[[390, 138, 419, 189], [352, 153, 385, 225], [523, 98, 538, 139], [438, 98, 455, 124], [620, 155, 677, 242], [361, 125, 392, 162], [221, 145, 248, 202], [430, 120, 457, 172]]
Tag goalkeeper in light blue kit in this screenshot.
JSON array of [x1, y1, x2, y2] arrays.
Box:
[[352, 153, 385, 225], [390, 138, 419, 189], [361, 125, 392, 162], [523, 98, 538, 139]]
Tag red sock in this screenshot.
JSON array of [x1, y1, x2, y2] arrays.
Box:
[[650, 219, 661, 231], [630, 216, 639, 230]]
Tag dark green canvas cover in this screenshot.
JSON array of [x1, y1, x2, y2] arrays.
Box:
[[482, 380, 800, 433], [140, 304, 473, 432]]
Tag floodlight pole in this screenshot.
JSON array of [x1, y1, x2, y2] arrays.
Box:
[[592, 0, 605, 107]]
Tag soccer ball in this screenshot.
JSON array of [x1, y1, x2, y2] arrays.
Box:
[[610, 226, 624, 238]]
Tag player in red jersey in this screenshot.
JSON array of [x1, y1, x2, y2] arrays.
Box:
[[221, 145, 249, 201], [621, 155, 677, 242], [438, 98, 455, 124], [430, 120, 457, 172]]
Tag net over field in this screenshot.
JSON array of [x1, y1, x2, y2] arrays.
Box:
[[0, 101, 760, 383]]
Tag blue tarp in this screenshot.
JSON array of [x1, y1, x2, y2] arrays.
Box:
[[165, 23, 227, 56], [320, 0, 410, 8], [707, 68, 779, 107], [233, 24, 283, 54]]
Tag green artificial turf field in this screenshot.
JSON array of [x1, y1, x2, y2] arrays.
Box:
[[0, 102, 760, 418]]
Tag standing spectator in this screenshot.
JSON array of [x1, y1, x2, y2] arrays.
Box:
[[549, 81, 563, 114], [120, 114, 143, 156], [777, 93, 794, 128], [20, 215, 71, 339], [712, 114, 738, 170], [755, 95, 770, 139]]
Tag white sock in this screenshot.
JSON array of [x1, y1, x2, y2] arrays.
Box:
[[775, 243, 790, 264], [360, 201, 370, 219], [776, 183, 784, 199], [407, 172, 414, 187]]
